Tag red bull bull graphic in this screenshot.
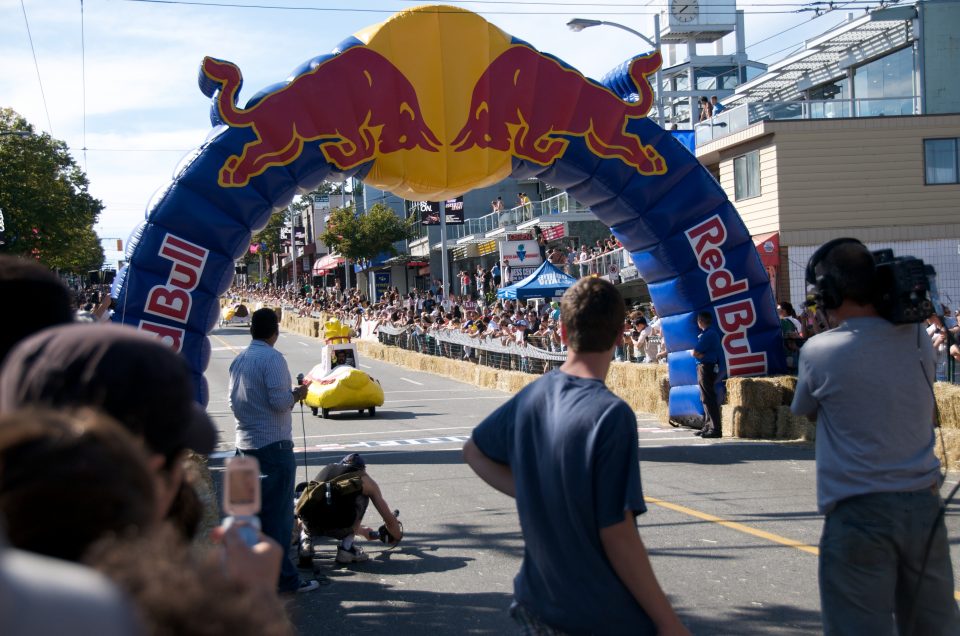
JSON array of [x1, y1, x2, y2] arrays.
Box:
[[112, 4, 784, 415], [452, 46, 665, 175], [200, 47, 441, 188]]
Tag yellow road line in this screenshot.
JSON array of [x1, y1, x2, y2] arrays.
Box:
[[645, 496, 820, 556], [646, 496, 960, 601]]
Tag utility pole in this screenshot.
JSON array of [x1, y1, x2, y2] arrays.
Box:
[[289, 206, 298, 292]]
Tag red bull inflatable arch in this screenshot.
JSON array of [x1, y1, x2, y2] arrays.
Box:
[[113, 5, 785, 415]]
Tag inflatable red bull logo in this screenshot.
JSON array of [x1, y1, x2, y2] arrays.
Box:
[[113, 4, 784, 413]]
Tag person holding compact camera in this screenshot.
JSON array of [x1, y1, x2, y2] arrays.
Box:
[[791, 238, 958, 635]]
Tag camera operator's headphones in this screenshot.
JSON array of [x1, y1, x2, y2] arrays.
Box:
[[804, 237, 868, 310]]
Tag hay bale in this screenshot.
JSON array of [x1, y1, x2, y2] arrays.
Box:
[[775, 406, 816, 441], [726, 377, 783, 410], [935, 382, 960, 430], [723, 405, 775, 438], [605, 363, 669, 420], [769, 376, 798, 405], [934, 428, 960, 471]]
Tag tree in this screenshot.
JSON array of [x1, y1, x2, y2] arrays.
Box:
[[0, 108, 105, 272], [320, 202, 415, 263]]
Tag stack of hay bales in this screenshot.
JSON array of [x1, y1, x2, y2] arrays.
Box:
[[723, 376, 814, 440], [355, 340, 538, 393], [606, 362, 669, 422], [934, 383, 960, 468]]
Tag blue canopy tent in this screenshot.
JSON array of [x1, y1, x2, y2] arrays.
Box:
[[497, 261, 578, 300]]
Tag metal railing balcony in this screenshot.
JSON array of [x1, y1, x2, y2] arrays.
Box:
[[574, 246, 633, 279], [445, 192, 588, 242], [695, 96, 921, 146]]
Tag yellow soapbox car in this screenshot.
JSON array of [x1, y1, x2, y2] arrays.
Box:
[[302, 319, 384, 419], [219, 303, 250, 327]]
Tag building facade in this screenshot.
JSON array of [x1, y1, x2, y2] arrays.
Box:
[[695, 0, 960, 309]]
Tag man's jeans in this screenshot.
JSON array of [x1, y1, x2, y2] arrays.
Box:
[[237, 440, 300, 593], [820, 489, 959, 635]]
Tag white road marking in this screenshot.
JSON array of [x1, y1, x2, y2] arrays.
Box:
[[399, 377, 423, 386], [298, 342, 310, 347], [211, 346, 234, 351], [208, 434, 470, 460], [384, 389, 498, 394], [386, 396, 505, 402], [360, 364, 372, 369], [295, 425, 475, 440]]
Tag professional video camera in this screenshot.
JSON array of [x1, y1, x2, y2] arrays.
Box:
[[870, 249, 936, 324], [806, 239, 938, 325]]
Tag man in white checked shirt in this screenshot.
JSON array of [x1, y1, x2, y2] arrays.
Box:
[[229, 308, 317, 594]]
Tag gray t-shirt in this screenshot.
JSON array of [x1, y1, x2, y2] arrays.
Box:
[[791, 316, 941, 513]]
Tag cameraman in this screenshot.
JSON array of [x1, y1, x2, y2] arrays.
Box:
[[791, 239, 958, 635]]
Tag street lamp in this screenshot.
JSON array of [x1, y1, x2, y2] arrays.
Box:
[[567, 17, 666, 128]]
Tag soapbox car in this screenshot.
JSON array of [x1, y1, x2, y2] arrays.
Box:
[[219, 303, 250, 327], [302, 320, 384, 419]]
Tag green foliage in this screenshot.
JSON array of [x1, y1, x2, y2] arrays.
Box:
[[245, 186, 337, 263], [320, 202, 414, 263], [0, 108, 105, 272], [248, 209, 288, 261]]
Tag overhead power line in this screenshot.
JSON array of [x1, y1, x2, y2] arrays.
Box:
[[745, 0, 878, 50], [81, 0, 88, 171], [19, 0, 53, 135], [116, 0, 888, 16]]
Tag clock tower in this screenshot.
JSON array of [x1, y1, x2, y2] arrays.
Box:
[[664, 0, 736, 39], [657, 0, 762, 129]]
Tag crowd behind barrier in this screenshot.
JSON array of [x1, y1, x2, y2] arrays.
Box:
[[225, 275, 960, 386], [224, 276, 669, 381]]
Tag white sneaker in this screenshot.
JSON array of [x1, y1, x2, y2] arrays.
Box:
[[335, 544, 370, 564]]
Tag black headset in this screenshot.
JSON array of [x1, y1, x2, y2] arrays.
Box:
[[804, 237, 867, 310]]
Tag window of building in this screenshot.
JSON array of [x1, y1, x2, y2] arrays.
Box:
[[852, 46, 917, 116], [924, 138, 959, 185], [734, 151, 761, 200]]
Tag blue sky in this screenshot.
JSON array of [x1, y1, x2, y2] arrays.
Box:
[[2, 0, 859, 260]]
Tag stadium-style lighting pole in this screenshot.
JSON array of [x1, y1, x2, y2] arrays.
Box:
[[567, 17, 666, 128]]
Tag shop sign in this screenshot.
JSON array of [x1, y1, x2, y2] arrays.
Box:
[[542, 224, 566, 241], [500, 240, 543, 266]]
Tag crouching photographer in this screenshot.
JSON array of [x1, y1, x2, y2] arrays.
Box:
[[791, 238, 959, 635], [295, 453, 402, 565]]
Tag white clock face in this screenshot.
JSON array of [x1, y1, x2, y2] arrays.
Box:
[[671, 0, 700, 23]]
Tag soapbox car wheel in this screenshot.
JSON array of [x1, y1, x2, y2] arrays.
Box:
[[311, 407, 318, 417], [368, 407, 376, 417], [321, 408, 330, 419]]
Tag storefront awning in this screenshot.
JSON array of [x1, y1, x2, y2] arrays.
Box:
[[312, 254, 343, 276]]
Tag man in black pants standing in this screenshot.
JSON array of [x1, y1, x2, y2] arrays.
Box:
[[692, 311, 723, 438]]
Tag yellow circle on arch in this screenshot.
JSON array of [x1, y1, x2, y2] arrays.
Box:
[[355, 5, 515, 201]]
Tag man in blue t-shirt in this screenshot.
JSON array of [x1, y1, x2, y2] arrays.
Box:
[[692, 310, 723, 438], [463, 278, 688, 635]]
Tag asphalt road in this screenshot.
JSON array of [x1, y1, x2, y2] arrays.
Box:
[[204, 324, 960, 635]]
